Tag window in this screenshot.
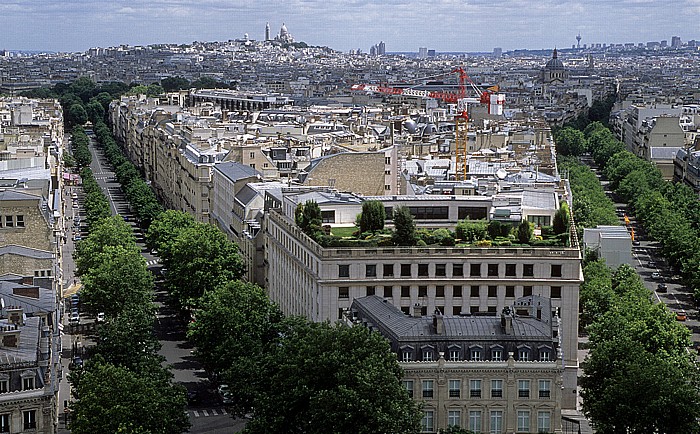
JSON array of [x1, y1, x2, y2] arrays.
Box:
[[453, 306, 461, 315], [423, 349, 434, 361], [249, 151, 256, 159], [0, 380, 7, 393], [422, 380, 434, 398], [537, 411, 551, 433], [402, 350, 413, 362], [0, 414, 8, 433], [338, 264, 349, 278], [539, 380, 551, 398], [518, 379, 530, 398], [409, 206, 449, 220], [384, 184, 391, 191], [488, 286, 497, 297], [458, 206, 488, 220], [470, 306, 479, 314], [517, 410, 530, 433], [338, 287, 349, 299], [470, 285, 480, 297], [490, 410, 503, 434], [23, 377, 34, 391], [505, 263, 516, 276], [449, 348, 461, 361], [506, 286, 515, 297], [523, 264, 534, 277], [488, 263, 499, 276], [418, 286, 428, 297], [403, 380, 414, 398], [453, 285, 463, 297], [436, 286, 445, 297], [383, 286, 393, 298], [435, 263, 446, 277], [16, 215, 24, 227], [401, 264, 412, 277], [551, 286, 561, 299], [492, 349, 503, 361], [249, 163, 255, 169], [383, 264, 394, 277], [4, 216, 13, 228], [23, 410, 36, 430], [452, 264, 464, 277], [469, 410, 482, 432], [448, 410, 461, 427], [519, 348, 530, 361], [418, 264, 429, 276], [470, 263, 481, 276], [551, 264, 562, 277], [401, 286, 410, 297], [422, 410, 434, 432], [385, 156, 391, 165], [523, 286, 533, 297], [491, 379, 503, 398], [449, 379, 461, 398], [470, 348, 482, 361], [365, 286, 375, 296], [469, 379, 481, 398], [528, 215, 550, 226], [321, 210, 335, 223], [366, 264, 377, 277]]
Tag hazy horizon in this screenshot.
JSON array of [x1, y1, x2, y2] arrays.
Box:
[[1, 0, 697, 53]]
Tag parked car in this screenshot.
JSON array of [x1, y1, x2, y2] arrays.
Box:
[[632, 240, 641, 246], [69, 311, 80, 325], [217, 384, 233, 405], [651, 272, 661, 280], [676, 311, 687, 321], [69, 356, 83, 370], [657, 283, 668, 293], [647, 261, 657, 268], [96, 312, 105, 323]]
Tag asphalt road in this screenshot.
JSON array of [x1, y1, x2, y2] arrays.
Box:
[[58, 132, 244, 433]]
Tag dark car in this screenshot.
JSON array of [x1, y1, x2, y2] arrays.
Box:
[[657, 283, 667, 293], [632, 240, 641, 246], [69, 356, 83, 370]]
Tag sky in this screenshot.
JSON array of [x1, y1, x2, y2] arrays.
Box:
[[1, 0, 699, 53]]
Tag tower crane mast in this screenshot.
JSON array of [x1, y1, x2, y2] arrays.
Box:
[[351, 68, 505, 180]]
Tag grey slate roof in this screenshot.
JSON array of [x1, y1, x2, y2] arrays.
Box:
[[0, 245, 53, 260], [0, 281, 55, 315], [214, 161, 261, 182], [0, 190, 41, 202], [0, 317, 40, 366]]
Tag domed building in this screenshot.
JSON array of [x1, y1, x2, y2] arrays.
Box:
[[541, 48, 569, 84], [277, 23, 294, 43]]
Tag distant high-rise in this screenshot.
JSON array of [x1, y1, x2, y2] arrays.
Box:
[[493, 47, 502, 58], [671, 36, 681, 48], [418, 47, 428, 58], [370, 45, 377, 56], [427, 49, 436, 57], [378, 41, 386, 55], [576, 33, 581, 49], [265, 22, 270, 41]]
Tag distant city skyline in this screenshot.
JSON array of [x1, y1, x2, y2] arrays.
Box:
[[0, 0, 698, 53]]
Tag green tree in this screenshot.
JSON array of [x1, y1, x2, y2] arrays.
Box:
[[80, 246, 153, 317], [85, 100, 105, 124], [553, 204, 570, 235], [296, 200, 322, 238], [487, 220, 511, 239], [245, 322, 421, 434], [145, 210, 197, 254], [69, 358, 190, 434], [75, 215, 138, 275], [187, 281, 292, 416], [516, 220, 533, 244], [160, 77, 190, 92], [166, 223, 245, 308], [455, 219, 488, 243], [68, 103, 88, 127], [554, 127, 586, 156], [392, 206, 416, 246], [359, 200, 385, 234]]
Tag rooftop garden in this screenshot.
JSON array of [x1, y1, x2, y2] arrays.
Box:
[[296, 200, 572, 249]]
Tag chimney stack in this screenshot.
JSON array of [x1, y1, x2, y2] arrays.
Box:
[[412, 303, 422, 318], [432, 308, 444, 334], [501, 306, 513, 335]]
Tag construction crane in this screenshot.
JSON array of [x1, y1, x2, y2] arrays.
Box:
[[351, 67, 505, 180]]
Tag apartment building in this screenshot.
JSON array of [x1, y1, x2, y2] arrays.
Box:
[[265, 198, 582, 409], [350, 295, 563, 433]]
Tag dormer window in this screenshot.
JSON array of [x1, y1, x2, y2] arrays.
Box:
[[539, 346, 552, 361], [448, 345, 461, 361], [491, 345, 504, 361], [469, 346, 483, 361], [400, 345, 414, 362], [518, 346, 531, 361], [22, 377, 34, 391]]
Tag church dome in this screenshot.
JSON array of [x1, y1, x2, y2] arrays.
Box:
[[545, 48, 565, 70], [280, 23, 288, 37]]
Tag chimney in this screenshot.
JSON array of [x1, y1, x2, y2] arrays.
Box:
[[432, 309, 444, 334], [501, 306, 513, 335], [412, 303, 422, 318], [7, 307, 24, 326], [0, 325, 20, 348]]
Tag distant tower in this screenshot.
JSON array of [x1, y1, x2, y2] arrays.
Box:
[[265, 22, 270, 41], [378, 41, 386, 55], [576, 33, 581, 49]]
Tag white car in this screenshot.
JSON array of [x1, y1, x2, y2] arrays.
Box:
[[69, 311, 80, 324], [651, 272, 661, 279], [96, 312, 105, 323]]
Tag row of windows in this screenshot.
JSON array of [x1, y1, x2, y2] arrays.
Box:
[[407, 379, 552, 400], [401, 346, 553, 363], [0, 214, 25, 228], [342, 284, 562, 300], [0, 409, 36, 431], [382, 206, 489, 221], [0, 377, 35, 393], [33, 269, 52, 277], [421, 408, 551, 433], [341, 263, 563, 279]]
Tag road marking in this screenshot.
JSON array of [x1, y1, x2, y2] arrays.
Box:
[[193, 410, 200, 417], [210, 409, 218, 416], [202, 409, 209, 416]]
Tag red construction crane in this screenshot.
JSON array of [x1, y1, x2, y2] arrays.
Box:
[[351, 68, 505, 180]]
